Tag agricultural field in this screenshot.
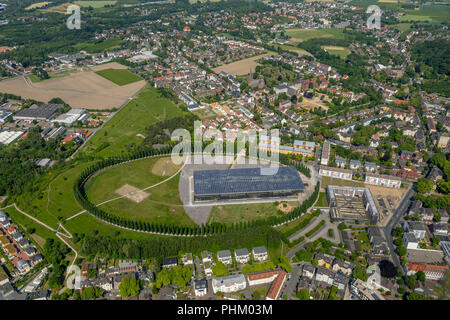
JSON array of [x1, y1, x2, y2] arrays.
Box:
[[275, 44, 313, 57], [25, 1, 52, 10], [207, 201, 296, 224], [41, 2, 72, 14], [75, 1, 117, 8], [285, 28, 345, 42], [95, 68, 143, 86], [74, 39, 124, 53], [212, 53, 275, 76], [0, 62, 145, 109], [321, 46, 350, 58], [80, 86, 188, 157], [399, 8, 450, 22]]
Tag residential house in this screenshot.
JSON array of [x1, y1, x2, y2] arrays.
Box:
[[365, 173, 402, 188], [403, 221, 427, 240], [302, 264, 316, 279], [321, 141, 330, 165], [211, 274, 247, 293], [335, 157, 346, 168], [162, 257, 178, 269], [315, 253, 334, 269], [201, 251, 213, 264], [182, 253, 193, 265], [194, 278, 208, 297], [332, 259, 354, 276], [403, 232, 419, 250], [314, 266, 335, 286], [252, 246, 268, 262], [349, 160, 361, 170], [203, 261, 212, 277], [217, 250, 232, 265], [319, 166, 353, 181], [235, 248, 250, 264], [364, 162, 377, 172]]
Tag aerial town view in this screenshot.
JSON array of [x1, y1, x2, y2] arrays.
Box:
[[0, 0, 449, 311]]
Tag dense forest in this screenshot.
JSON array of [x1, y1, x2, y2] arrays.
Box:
[[411, 39, 450, 76], [0, 127, 65, 196]]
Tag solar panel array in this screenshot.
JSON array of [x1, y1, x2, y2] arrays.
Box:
[[193, 166, 304, 196]]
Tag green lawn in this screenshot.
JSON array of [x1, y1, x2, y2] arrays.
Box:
[[28, 74, 44, 83], [286, 28, 345, 42], [321, 46, 350, 58], [321, 176, 364, 189], [85, 159, 194, 226], [251, 285, 269, 300], [3, 207, 58, 250], [399, 7, 450, 22], [63, 212, 176, 246], [317, 192, 328, 207], [95, 68, 143, 86], [357, 231, 371, 252], [14, 160, 99, 226], [85, 157, 178, 203], [74, 39, 124, 53], [81, 86, 188, 158], [208, 202, 295, 224], [75, 1, 117, 8]]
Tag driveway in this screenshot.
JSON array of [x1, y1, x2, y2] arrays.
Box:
[[280, 263, 302, 299]]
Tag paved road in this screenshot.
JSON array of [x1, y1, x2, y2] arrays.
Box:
[[280, 263, 302, 299], [382, 187, 415, 272]]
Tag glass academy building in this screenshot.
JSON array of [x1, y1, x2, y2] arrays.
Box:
[[193, 166, 305, 202]]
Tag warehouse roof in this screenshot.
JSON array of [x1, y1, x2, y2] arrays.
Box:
[[193, 166, 304, 196], [14, 104, 62, 120]]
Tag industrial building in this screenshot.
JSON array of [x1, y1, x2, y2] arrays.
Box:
[[13, 104, 62, 121], [193, 166, 304, 202]]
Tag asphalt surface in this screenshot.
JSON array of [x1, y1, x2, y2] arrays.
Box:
[[382, 187, 416, 272], [280, 263, 302, 299]]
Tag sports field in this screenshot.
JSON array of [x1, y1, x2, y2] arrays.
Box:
[[286, 28, 345, 42], [321, 46, 350, 58], [84, 156, 194, 226], [95, 68, 143, 86], [81, 86, 188, 157]]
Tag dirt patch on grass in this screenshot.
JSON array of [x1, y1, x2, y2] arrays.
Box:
[[115, 184, 150, 203], [151, 158, 180, 177], [277, 202, 296, 213]]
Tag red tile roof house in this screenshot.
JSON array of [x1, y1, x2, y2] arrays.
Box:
[[247, 270, 286, 300]]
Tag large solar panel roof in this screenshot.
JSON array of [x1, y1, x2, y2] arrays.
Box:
[[193, 166, 304, 196]]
